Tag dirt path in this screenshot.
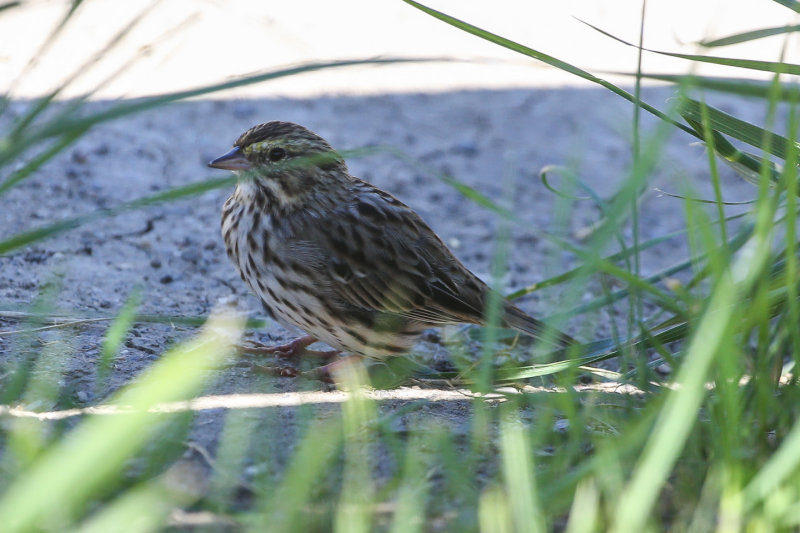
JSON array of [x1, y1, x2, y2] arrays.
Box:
[[0, 0, 782, 496]]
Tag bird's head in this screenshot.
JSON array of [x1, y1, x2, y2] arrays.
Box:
[[209, 121, 348, 208]]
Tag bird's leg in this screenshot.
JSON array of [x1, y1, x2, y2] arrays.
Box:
[[238, 335, 319, 358], [245, 353, 350, 382], [245, 352, 357, 383], [250, 357, 350, 382], [237, 335, 341, 379]]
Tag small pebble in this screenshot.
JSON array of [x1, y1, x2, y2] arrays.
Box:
[[181, 250, 201, 264], [71, 150, 87, 164], [656, 363, 672, 375], [553, 419, 570, 432], [452, 140, 478, 157]]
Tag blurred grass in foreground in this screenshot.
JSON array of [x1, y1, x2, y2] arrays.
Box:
[[2, 0, 800, 530]]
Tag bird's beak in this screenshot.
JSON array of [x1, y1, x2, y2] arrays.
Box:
[[208, 146, 252, 171]]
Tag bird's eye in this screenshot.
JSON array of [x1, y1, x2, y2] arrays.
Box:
[[268, 147, 286, 162]]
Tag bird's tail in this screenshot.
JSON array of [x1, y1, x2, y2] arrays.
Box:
[[501, 301, 576, 349]]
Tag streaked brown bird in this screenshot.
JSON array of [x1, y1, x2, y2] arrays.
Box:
[[209, 121, 574, 374]]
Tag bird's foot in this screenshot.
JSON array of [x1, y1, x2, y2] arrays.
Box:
[[247, 364, 302, 378], [238, 335, 335, 359], [236, 335, 343, 380], [243, 361, 335, 382], [242, 355, 358, 383]]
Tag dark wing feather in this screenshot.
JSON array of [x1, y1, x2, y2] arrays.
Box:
[[283, 179, 575, 349], [286, 181, 490, 326]]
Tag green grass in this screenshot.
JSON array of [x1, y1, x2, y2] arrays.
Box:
[[3, 0, 800, 531]]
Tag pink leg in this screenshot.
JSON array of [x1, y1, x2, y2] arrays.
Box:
[[237, 335, 342, 380], [238, 335, 318, 358]]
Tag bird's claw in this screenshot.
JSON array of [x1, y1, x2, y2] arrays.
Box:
[[236, 335, 318, 359], [241, 362, 301, 378], [233, 360, 340, 383]]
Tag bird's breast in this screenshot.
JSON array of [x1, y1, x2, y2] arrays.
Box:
[[221, 198, 277, 288], [221, 198, 329, 333]]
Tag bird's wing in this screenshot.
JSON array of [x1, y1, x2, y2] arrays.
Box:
[[285, 182, 490, 326]]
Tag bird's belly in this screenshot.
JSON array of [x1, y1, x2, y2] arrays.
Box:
[[247, 270, 421, 357], [225, 212, 320, 332], [223, 206, 420, 357]]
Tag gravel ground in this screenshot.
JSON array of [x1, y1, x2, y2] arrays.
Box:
[[0, 86, 761, 433], [0, 0, 786, 509]]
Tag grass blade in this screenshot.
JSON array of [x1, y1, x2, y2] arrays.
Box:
[[0, 312, 243, 533], [700, 25, 800, 47], [581, 19, 800, 75], [680, 98, 798, 162], [500, 415, 545, 533], [773, 0, 800, 14], [96, 289, 141, 395], [402, 0, 696, 138]]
